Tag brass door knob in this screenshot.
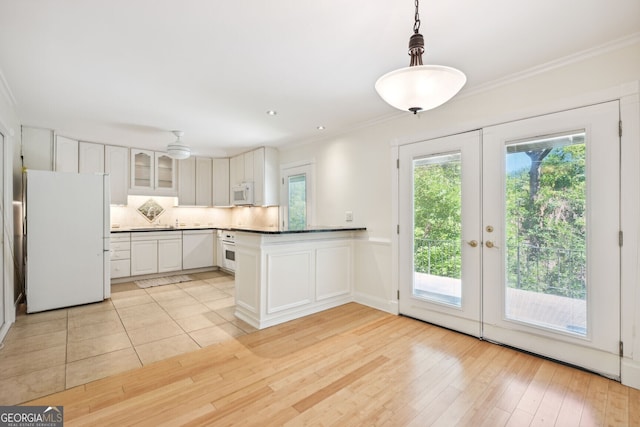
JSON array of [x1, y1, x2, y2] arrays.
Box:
[[467, 240, 478, 248], [485, 241, 495, 248]]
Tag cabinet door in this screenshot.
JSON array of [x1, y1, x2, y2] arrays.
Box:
[[195, 157, 213, 206], [131, 240, 158, 275], [79, 141, 105, 173], [243, 150, 254, 182], [183, 231, 214, 269], [263, 147, 279, 206], [105, 145, 129, 205], [131, 149, 154, 191], [155, 153, 177, 193], [229, 154, 244, 187], [253, 147, 264, 205], [54, 135, 79, 173], [212, 158, 230, 206], [158, 239, 182, 273], [178, 157, 196, 205], [22, 127, 53, 171]]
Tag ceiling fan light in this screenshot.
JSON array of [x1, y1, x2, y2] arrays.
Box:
[[167, 142, 191, 160], [375, 65, 466, 113], [167, 130, 191, 159]]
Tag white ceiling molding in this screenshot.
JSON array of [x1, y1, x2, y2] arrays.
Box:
[[458, 32, 640, 101], [0, 66, 16, 108]]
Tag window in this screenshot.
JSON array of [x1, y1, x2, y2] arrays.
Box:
[[281, 163, 314, 230]]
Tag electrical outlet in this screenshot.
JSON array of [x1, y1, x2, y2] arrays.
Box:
[[345, 211, 353, 222]]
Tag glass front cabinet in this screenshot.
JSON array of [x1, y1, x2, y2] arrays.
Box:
[[130, 149, 177, 195]]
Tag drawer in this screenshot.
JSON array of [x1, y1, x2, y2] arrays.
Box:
[[110, 250, 130, 260], [110, 259, 131, 279], [110, 241, 130, 251], [110, 233, 131, 242]]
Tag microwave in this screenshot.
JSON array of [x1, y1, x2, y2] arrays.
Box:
[[232, 182, 254, 205]]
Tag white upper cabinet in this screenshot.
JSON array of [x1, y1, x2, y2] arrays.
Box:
[[79, 141, 105, 173], [254, 147, 279, 206], [22, 127, 53, 171], [212, 158, 230, 206], [155, 152, 176, 193], [195, 157, 213, 207], [177, 157, 196, 205], [228, 147, 278, 206], [130, 149, 176, 195], [229, 154, 244, 187], [180, 156, 230, 207], [54, 135, 79, 173], [105, 145, 129, 205]]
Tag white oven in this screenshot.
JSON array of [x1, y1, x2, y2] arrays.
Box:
[[220, 231, 236, 273]]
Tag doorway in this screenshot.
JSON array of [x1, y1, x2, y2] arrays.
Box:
[[398, 102, 621, 378]]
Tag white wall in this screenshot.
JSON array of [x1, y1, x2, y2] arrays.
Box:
[[279, 38, 640, 386], [0, 69, 19, 341]]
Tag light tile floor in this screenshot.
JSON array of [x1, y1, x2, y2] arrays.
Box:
[[0, 270, 254, 405]]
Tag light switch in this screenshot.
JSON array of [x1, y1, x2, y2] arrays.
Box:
[[345, 211, 353, 222]]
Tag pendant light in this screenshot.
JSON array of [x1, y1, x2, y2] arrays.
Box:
[[167, 130, 191, 160], [375, 0, 466, 114]]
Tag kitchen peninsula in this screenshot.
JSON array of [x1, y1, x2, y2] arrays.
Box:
[[233, 226, 366, 329]]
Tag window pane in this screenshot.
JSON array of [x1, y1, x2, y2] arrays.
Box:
[[288, 174, 306, 230], [505, 132, 587, 336], [413, 152, 462, 307]]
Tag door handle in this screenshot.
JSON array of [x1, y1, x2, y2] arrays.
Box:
[[485, 240, 498, 249], [467, 240, 478, 248]]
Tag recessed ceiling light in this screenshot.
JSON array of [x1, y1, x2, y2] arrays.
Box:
[[316, 125, 326, 130], [266, 110, 277, 116]]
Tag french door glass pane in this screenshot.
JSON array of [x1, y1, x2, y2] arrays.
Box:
[[505, 132, 587, 336], [413, 153, 462, 307], [288, 174, 307, 230]]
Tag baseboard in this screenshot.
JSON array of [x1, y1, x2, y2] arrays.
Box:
[[622, 358, 640, 390], [353, 291, 398, 315]]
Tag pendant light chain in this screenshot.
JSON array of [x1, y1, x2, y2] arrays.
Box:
[[413, 0, 421, 34]]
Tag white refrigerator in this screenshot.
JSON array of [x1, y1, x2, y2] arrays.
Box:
[[25, 170, 111, 313]]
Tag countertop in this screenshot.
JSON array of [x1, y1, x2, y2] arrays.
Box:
[[110, 226, 366, 234]]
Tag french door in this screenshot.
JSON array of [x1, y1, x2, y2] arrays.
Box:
[[399, 102, 621, 378]]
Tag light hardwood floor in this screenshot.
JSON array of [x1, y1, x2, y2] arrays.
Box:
[[26, 303, 640, 426]]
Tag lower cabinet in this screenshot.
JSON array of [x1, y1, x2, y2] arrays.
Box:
[[131, 239, 158, 276], [130, 231, 182, 276], [110, 233, 131, 278], [158, 238, 182, 273], [183, 230, 215, 270]]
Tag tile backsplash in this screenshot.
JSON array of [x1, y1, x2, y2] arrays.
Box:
[[110, 196, 279, 230]]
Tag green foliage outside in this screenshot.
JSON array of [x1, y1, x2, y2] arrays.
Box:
[[288, 175, 307, 230], [413, 156, 462, 278], [414, 139, 586, 300], [506, 143, 586, 299]]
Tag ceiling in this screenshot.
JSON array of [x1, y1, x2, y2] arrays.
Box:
[[0, 1, 638, 157]]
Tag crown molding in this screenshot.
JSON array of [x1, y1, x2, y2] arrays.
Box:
[[0, 66, 17, 108], [458, 32, 640, 100]]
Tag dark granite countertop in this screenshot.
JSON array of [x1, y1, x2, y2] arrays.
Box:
[[230, 226, 366, 235], [110, 226, 366, 234]]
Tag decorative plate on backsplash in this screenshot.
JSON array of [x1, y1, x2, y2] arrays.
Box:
[[137, 198, 165, 223]]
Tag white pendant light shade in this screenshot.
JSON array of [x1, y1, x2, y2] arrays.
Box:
[[375, 0, 466, 114], [375, 64, 466, 113], [167, 130, 191, 160]]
